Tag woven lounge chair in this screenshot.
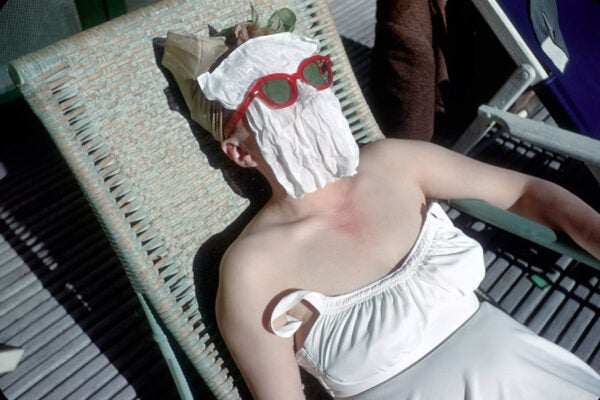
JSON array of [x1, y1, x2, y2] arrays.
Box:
[[8, 0, 599, 398], [8, 0, 380, 398]]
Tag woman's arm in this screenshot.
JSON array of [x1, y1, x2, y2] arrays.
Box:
[[216, 246, 306, 400], [368, 139, 600, 260], [506, 178, 600, 260]]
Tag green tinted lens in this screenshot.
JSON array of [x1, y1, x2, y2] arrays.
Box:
[[261, 78, 293, 105], [302, 60, 329, 86]]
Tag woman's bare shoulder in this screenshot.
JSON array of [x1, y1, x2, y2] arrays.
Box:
[[221, 229, 277, 276], [359, 138, 434, 167], [216, 234, 282, 328], [357, 138, 439, 183], [219, 219, 294, 296]]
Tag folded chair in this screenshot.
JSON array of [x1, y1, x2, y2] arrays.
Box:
[[487, 0, 600, 140], [451, 0, 600, 184], [8, 0, 599, 399], [449, 0, 600, 271], [453, 0, 600, 152]]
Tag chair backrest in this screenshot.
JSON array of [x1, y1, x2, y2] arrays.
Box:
[[9, 0, 383, 398]]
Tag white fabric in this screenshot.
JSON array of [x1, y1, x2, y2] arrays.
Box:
[[541, 36, 569, 73], [352, 302, 600, 400], [246, 83, 359, 198], [197, 32, 359, 198], [270, 203, 600, 399], [271, 203, 485, 397], [197, 33, 318, 109]]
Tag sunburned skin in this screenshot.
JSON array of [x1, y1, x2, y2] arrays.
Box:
[[242, 151, 430, 357], [216, 134, 600, 399], [264, 188, 427, 352]]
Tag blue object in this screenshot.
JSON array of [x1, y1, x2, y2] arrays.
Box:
[[499, 0, 600, 139]]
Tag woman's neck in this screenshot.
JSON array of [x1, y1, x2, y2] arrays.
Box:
[[266, 176, 355, 221]]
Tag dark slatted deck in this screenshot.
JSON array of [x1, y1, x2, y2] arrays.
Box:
[[0, 100, 180, 399]]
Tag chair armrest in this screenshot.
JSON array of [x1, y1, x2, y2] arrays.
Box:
[[448, 198, 600, 271], [478, 105, 600, 168]]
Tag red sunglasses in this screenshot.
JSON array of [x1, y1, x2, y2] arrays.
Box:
[[223, 55, 334, 139]]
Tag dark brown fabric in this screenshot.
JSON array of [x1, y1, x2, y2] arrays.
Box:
[[370, 0, 448, 140]]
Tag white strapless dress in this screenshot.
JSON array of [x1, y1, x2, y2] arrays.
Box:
[[270, 203, 600, 399]]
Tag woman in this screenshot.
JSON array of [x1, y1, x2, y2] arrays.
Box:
[[166, 21, 600, 399]]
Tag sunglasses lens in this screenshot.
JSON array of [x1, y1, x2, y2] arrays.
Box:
[[261, 78, 293, 106], [302, 60, 331, 87]]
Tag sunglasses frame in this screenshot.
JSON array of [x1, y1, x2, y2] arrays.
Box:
[[223, 55, 333, 139]]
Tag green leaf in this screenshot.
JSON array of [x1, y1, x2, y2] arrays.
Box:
[[251, 4, 259, 24], [209, 25, 234, 38], [207, 5, 296, 38], [268, 8, 296, 32], [251, 4, 268, 28]]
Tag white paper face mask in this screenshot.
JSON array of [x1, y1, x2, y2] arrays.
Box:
[[198, 32, 359, 198]]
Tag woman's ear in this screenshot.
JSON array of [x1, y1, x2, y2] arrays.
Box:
[[221, 136, 259, 168]]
